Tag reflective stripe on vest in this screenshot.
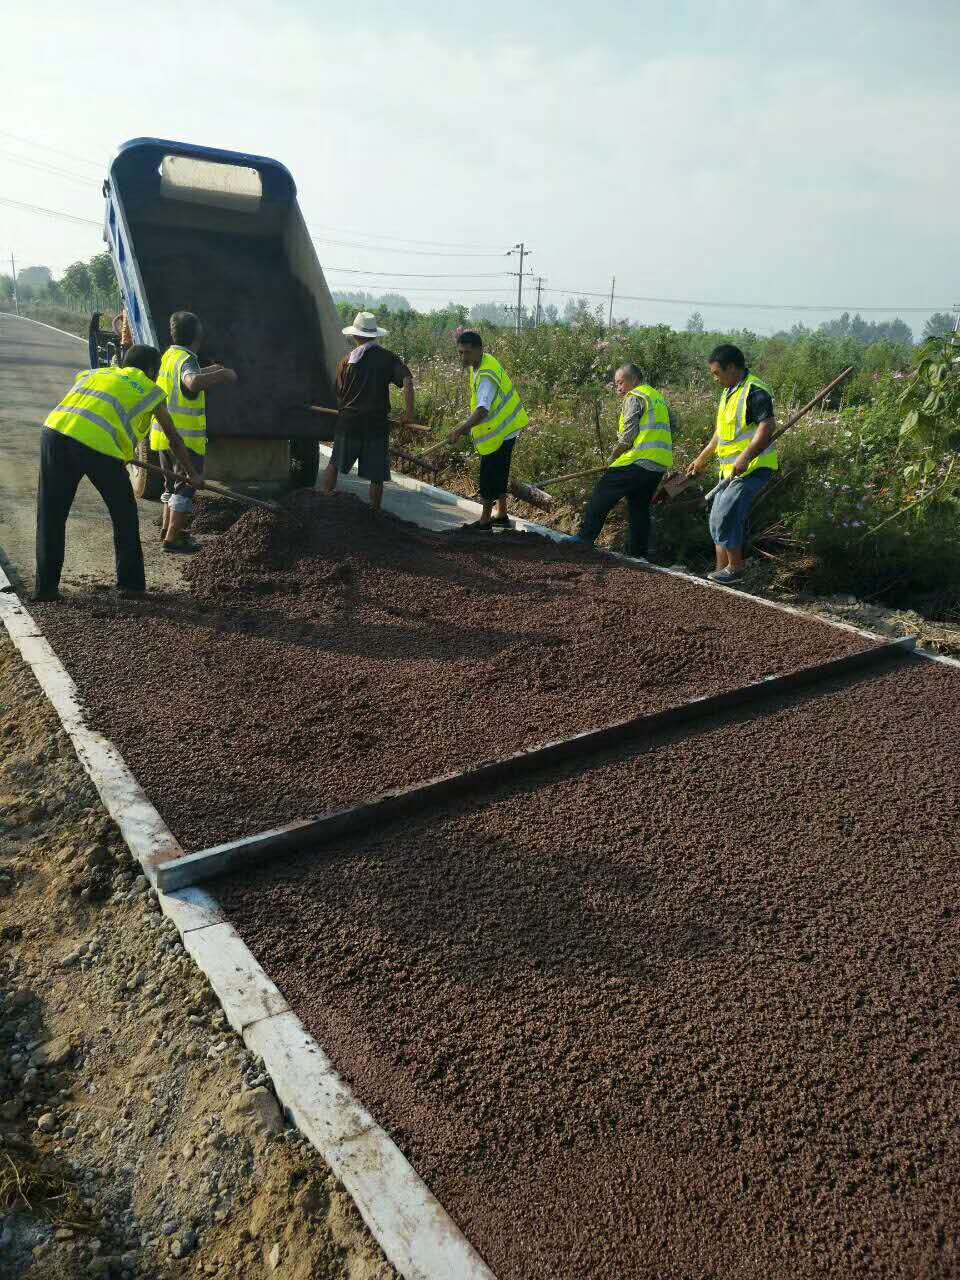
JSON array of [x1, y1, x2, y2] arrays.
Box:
[[469, 354, 529, 456], [45, 368, 165, 462], [716, 373, 777, 479], [610, 384, 673, 469], [151, 346, 207, 455]]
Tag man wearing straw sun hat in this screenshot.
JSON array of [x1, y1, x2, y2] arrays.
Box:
[[322, 311, 415, 512]]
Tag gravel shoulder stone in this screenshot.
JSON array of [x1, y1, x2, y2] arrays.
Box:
[[217, 656, 960, 1280], [32, 491, 867, 852], [0, 635, 395, 1280]]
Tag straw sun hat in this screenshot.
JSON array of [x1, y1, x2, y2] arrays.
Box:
[[342, 311, 389, 339]]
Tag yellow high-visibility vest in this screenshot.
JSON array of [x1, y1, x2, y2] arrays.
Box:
[[151, 346, 207, 455], [716, 373, 777, 480], [468, 354, 529, 455], [45, 367, 165, 462], [610, 384, 673, 469]]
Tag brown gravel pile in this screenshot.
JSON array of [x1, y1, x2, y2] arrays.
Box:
[[33, 491, 867, 850], [188, 496, 243, 535], [217, 657, 960, 1280]]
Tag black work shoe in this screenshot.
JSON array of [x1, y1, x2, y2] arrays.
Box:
[[461, 518, 493, 531], [491, 515, 513, 528], [30, 590, 61, 603], [116, 587, 147, 600], [162, 538, 200, 554]]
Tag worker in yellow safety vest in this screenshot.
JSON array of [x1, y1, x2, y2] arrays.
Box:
[[573, 363, 673, 561], [34, 346, 201, 602], [150, 310, 237, 552], [448, 330, 528, 530], [686, 343, 777, 584]]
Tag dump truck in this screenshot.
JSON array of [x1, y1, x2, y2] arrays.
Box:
[[96, 137, 347, 497]]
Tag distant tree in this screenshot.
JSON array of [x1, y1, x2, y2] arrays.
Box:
[[562, 297, 593, 326], [89, 252, 116, 297], [61, 261, 93, 302], [377, 292, 412, 313], [542, 303, 560, 324], [469, 301, 515, 326], [922, 311, 957, 340], [685, 310, 705, 333], [819, 311, 913, 347], [16, 265, 53, 290], [0, 274, 13, 301]]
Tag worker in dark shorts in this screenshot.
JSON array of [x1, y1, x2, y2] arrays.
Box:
[[687, 343, 777, 584], [33, 346, 200, 601], [449, 330, 529, 530], [322, 311, 414, 513]]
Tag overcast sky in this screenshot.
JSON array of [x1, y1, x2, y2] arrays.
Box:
[[2, 0, 956, 334]]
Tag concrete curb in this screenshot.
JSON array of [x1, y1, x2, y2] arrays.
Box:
[[0, 565, 496, 1280], [1, 310, 87, 344]]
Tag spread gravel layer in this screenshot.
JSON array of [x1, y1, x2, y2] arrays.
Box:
[[217, 658, 960, 1280], [33, 491, 867, 851]]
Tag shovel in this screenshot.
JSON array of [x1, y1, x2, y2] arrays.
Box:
[[127, 458, 282, 512]]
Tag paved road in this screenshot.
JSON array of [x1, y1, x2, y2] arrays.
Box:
[[0, 312, 182, 594]]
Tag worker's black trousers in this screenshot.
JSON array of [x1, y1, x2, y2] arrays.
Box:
[[35, 428, 145, 595], [579, 465, 662, 557]]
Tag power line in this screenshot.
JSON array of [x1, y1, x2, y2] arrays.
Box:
[[309, 233, 508, 259], [0, 129, 104, 171], [540, 284, 948, 315], [0, 195, 101, 228], [0, 180, 947, 316], [308, 222, 504, 252], [324, 266, 512, 279], [0, 149, 100, 189], [330, 282, 516, 295]]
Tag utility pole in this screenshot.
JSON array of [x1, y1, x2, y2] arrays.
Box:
[[507, 242, 530, 333], [534, 276, 545, 328], [10, 253, 20, 317], [953, 303, 960, 334], [607, 275, 615, 328]]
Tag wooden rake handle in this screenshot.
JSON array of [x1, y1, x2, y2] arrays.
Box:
[[305, 405, 431, 434]]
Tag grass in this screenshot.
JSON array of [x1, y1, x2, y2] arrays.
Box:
[[0, 1140, 99, 1232]]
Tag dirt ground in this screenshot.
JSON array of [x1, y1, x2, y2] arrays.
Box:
[[0, 635, 395, 1280]]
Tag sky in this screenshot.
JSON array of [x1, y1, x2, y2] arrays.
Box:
[[2, 0, 957, 335]]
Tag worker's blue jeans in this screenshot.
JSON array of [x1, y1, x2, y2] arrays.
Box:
[[708, 470, 772, 549]]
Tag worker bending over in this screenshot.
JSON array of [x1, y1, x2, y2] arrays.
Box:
[[323, 311, 414, 513], [151, 310, 237, 552], [450, 330, 528, 530], [687, 344, 777, 584], [34, 346, 200, 601], [575, 363, 673, 560]]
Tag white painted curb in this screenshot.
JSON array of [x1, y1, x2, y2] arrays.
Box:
[[1, 309, 87, 344], [0, 566, 496, 1280]]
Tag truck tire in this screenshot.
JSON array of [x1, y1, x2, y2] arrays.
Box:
[[129, 439, 164, 501], [289, 438, 320, 489]]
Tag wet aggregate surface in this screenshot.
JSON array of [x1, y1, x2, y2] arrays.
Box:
[[218, 657, 960, 1280], [32, 492, 867, 851], [32, 488, 870, 849]]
